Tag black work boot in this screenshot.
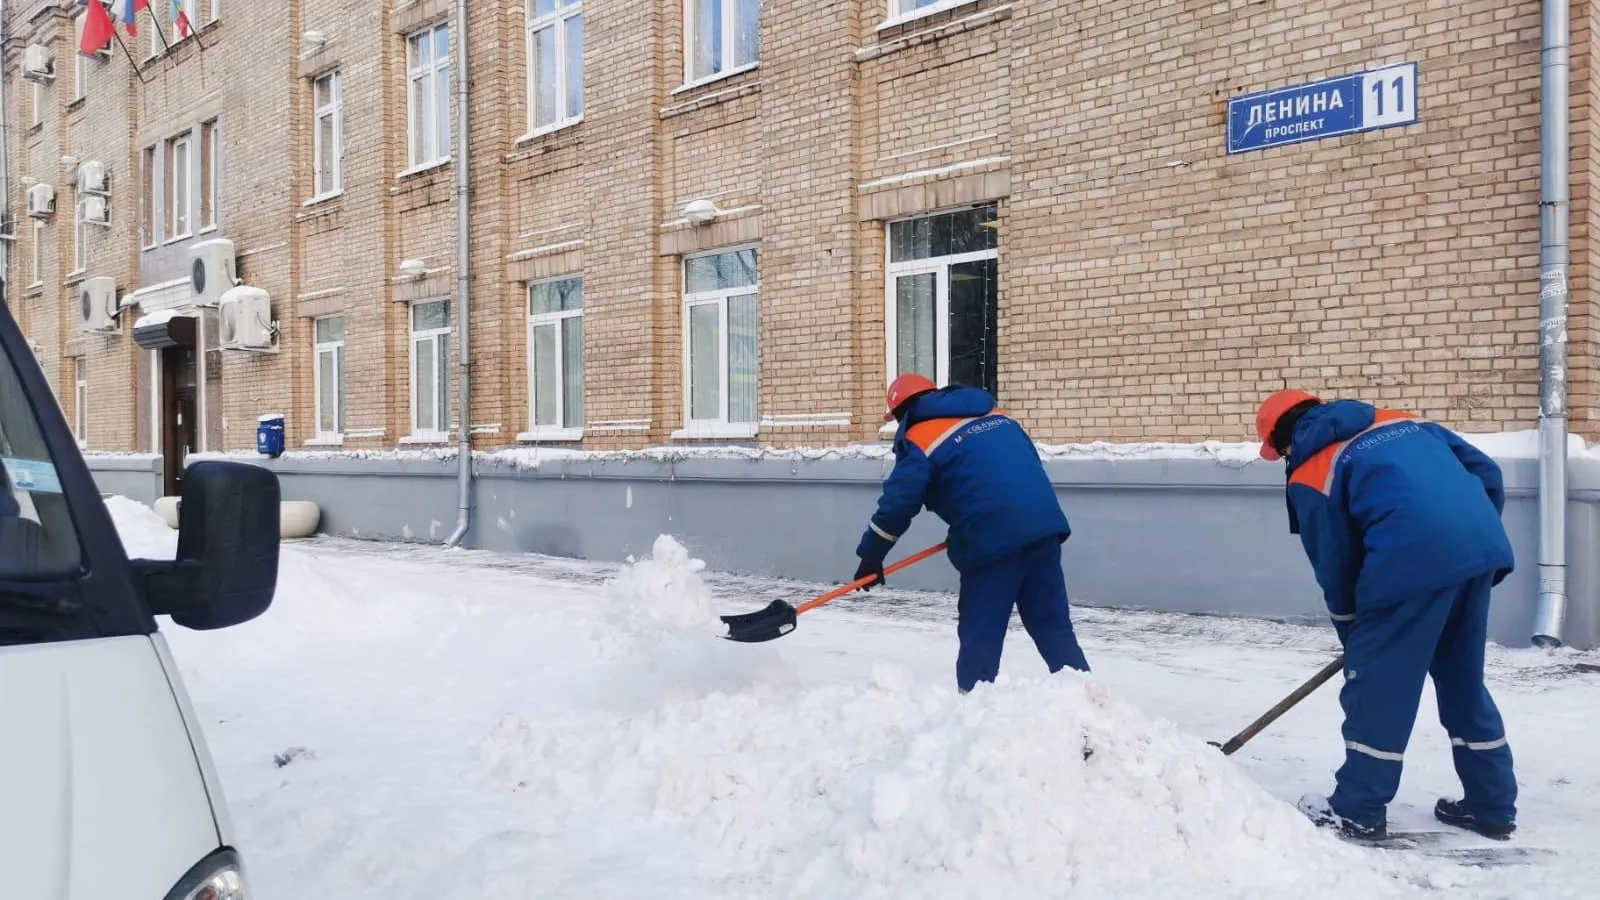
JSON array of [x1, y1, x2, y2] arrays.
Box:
[[1434, 798, 1515, 840], [1297, 794, 1387, 840]]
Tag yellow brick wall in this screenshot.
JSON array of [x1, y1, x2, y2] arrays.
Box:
[[4, 0, 1595, 457]]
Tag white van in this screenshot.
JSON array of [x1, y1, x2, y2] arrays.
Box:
[[0, 277, 279, 900]]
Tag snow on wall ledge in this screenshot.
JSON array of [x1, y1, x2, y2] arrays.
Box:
[[146, 427, 1600, 469], [85, 430, 1600, 651]]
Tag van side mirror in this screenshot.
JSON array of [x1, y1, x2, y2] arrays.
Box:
[[136, 460, 280, 630]]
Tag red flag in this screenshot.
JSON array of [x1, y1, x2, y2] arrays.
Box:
[[80, 0, 116, 55]]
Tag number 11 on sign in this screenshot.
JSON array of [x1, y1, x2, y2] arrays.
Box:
[[1361, 63, 1418, 130]]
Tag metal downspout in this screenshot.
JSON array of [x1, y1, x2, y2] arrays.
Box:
[[1532, 0, 1571, 647], [444, 0, 472, 548]]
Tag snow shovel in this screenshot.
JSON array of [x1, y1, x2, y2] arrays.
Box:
[[1209, 653, 1345, 755], [719, 541, 949, 643]]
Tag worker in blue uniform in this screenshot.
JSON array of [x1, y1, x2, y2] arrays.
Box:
[[1255, 389, 1519, 841], [852, 373, 1090, 693]]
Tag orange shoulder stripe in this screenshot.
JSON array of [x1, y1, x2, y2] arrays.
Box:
[[1288, 443, 1342, 495], [906, 417, 966, 454], [1373, 408, 1420, 424]]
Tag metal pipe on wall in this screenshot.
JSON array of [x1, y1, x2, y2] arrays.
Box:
[[444, 0, 473, 548], [1532, 0, 1571, 647]]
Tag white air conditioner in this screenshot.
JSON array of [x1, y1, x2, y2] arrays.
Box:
[[78, 277, 119, 333], [22, 45, 54, 83], [80, 195, 110, 226], [189, 238, 238, 307], [27, 184, 55, 219], [77, 160, 110, 195], [217, 285, 276, 351]]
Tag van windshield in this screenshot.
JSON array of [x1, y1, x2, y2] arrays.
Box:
[[0, 339, 82, 580]]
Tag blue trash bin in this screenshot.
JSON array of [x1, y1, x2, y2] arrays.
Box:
[[256, 413, 285, 458]]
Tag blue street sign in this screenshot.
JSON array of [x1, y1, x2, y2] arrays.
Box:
[[1226, 62, 1419, 155]]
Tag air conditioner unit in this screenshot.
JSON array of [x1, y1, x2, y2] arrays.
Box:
[[22, 45, 54, 83], [27, 184, 55, 220], [80, 195, 111, 226], [217, 285, 276, 351], [77, 160, 110, 195], [78, 277, 119, 333], [189, 238, 237, 307]]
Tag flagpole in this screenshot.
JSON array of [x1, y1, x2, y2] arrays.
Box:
[[110, 29, 150, 85]]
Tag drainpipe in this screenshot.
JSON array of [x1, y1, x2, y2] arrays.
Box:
[[444, 0, 472, 548], [1531, 0, 1571, 648]]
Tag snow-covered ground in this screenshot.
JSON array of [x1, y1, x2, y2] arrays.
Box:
[[106, 497, 1600, 899]]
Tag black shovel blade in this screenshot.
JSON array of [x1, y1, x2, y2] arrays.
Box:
[[720, 599, 798, 643]]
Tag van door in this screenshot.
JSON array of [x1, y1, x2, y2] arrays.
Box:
[[0, 306, 223, 899]]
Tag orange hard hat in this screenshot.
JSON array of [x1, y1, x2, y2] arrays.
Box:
[[885, 373, 937, 422], [1256, 389, 1321, 460]]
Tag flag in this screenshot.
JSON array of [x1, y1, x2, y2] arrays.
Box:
[[80, 0, 116, 55], [111, 0, 144, 37], [171, 0, 193, 38]]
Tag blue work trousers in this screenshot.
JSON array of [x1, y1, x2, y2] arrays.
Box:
[[1330, 573, 1518, 828], [955, 537, 1090, 692]]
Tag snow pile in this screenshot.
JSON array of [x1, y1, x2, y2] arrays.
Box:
[[103, 495, 178, 559], [520, 664, 1409, 899], [1035, 440, 1263, 465], [603, 535, 723, 634]]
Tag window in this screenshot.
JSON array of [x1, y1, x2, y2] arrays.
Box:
[[685, 0, 759, 85], [167, 0, 213, 42], [165, 133, 191, 240], [885, 204, 1000, 399], [526, 277, 583, 436], [74, 359, 88, 446], [139, 146, 157, 248], [72, 197, 87, 275], [29, 222, 42, 287], [680, 248, 758, 436], [0, 330, 84, 584], [199, 119, 218, 230], [527, 0, 583, 134], [409, 299, 452, 436], [31, 81, 42, 128], [890, 0, 956, 19], [73, 14, 89, 101], [406, 23, 451, 169], [313, 316, 345, 438], [312, 70, 343, 197]]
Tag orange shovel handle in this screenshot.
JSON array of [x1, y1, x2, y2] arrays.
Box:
[[794, 541, 949, 616]]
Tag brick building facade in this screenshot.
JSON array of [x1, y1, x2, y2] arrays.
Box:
[[3, 0, 1595, 491]]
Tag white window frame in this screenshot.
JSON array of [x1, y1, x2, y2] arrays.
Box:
[[522, 276, 584, 441], [312, 316, 345, 443], [676, 246, 759, 440], [405, 22, 452, 172], [74, 359, 88, 448], [882, 212, 999, 431], [166, 133, 192, 242], [31, 80, 43, 128], [29, 222, 43, 287], [681, 0, 760, 90], [71, 197, 87, 276], [881, 0, 971, 29], [524, 0, 584, 137], [200, 119, 219, 232], [312, 70, 343, 199], [408, 299, 453, 440], [73, 13, 89, 101]]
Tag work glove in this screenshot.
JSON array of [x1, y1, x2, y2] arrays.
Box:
[[853, 558, 886, 591]]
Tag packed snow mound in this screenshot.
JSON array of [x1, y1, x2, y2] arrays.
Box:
[[103, 494, 178, 559], [520, 665, 1409, 899], [604, 535, 723, 634]]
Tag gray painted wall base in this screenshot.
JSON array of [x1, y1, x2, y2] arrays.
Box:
[[87, 451, 1600, 651]]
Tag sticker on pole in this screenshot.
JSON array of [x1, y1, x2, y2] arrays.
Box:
[[1227, 63, 1418, 155]]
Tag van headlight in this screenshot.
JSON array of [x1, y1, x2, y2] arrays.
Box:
[[164, 849, 248, 900]]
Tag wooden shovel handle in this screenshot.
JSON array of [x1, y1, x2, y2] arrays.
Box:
[[795, 541, 949, 616]]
